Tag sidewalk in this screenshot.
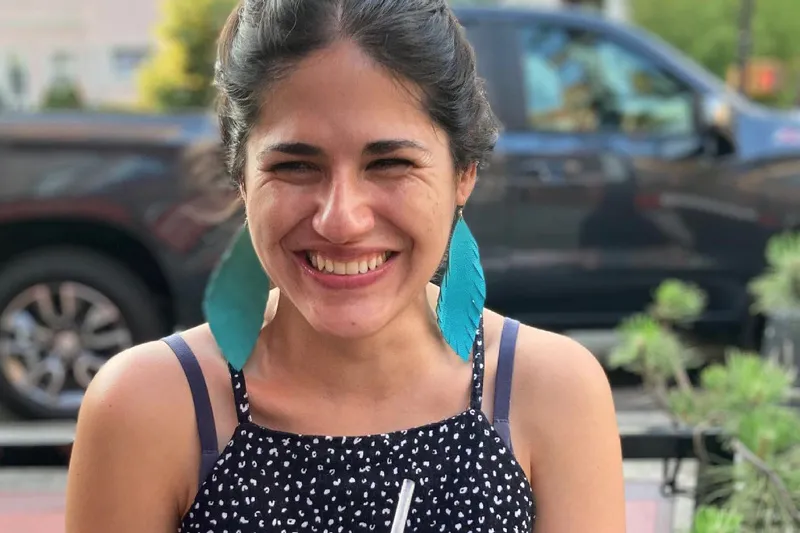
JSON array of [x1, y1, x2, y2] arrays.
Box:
[[0, 469, 68, 533]]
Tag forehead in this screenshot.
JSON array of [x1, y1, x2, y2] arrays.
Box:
[[249, 41, 446, 151]]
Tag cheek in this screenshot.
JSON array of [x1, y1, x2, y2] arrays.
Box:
[[379, 180, 452, 253], [244, 184, 305, 250]]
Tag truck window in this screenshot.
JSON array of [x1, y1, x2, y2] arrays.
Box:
[[517, 24, 696, 137]]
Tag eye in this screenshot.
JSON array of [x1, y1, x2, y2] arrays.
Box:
[[367, 158, 415, 171], [266, 161, 318, 173]]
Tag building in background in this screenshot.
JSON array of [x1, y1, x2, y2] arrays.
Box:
[[0, 0, 158, 110], [0, 0, 630, 111]]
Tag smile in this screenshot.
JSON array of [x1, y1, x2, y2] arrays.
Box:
[[306, 251, 394, 276]]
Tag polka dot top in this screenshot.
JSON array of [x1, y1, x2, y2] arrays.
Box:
[[163, 318, 535, 532]]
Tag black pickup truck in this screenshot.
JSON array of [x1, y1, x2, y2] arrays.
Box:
[[460, 7, 800, 352], [1, 6, 800, 419]]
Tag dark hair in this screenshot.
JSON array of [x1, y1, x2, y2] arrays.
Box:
[[215, 0, 500, 185]]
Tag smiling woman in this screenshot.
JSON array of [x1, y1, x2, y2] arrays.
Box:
[[64, 1, 625, 532]]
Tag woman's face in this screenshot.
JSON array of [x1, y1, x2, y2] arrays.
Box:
[[243, 41, 475, 339]]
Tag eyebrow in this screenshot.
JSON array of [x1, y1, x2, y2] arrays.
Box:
[[256, 139, 431, 163], [364, 139, 430, 157]]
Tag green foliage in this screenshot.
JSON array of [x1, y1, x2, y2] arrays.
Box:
[[667, 350, 797, 435], [701, 350, 796, 409], [609, 280, 705, 383], [749, 232, 800, 315], [692, 506, 744, 533], [138, 0, 237, 111], [41, 79, 84, 110], [782, 447, 800, 506], [650, 279, 707, 324], [612, 277, 800, 530], [631, 0, 737, 80], [726, 457, 800, 532], [690, 353, 800, 530], [609, 313, 694, 381], [666, 388, 715, 426], [631, 0, 800, 106], [737, 406, 800, 459]]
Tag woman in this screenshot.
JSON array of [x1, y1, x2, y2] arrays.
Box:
[[65, 0, 625, 531]]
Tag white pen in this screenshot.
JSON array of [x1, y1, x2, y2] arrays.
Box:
[[389, 479, 416, 533]]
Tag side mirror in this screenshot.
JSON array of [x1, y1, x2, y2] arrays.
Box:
[[698, 93, 736, 158], [699, 93, 733, 131]]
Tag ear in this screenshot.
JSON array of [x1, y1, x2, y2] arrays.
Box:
[[455, 162, 478, 206]]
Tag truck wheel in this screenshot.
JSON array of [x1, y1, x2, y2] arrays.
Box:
[[0, 248, 167, 419]]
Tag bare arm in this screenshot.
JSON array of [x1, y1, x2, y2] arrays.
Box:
[[516, 328, 626, 532], [65, 343, 198, 533]]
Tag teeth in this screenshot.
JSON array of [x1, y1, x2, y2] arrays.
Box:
[[307, 252, 392, 276]]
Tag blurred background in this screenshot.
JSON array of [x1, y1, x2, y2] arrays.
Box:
[[2, 0, 800, 531]]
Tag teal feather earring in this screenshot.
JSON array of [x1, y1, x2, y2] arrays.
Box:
[[202, 223, 270, 370], [436, 206, 486, 361]]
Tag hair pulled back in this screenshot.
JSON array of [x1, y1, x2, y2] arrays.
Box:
[[215, 0, 500, 185]]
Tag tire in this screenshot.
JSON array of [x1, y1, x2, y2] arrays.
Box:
[[0, 247, 168, 419]]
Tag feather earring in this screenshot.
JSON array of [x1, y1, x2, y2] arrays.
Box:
[[203, 223, 270, 370], [436, 207, 486, 361]]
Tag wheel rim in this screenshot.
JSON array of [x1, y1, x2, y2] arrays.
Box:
[[0, 282, 133, 413]]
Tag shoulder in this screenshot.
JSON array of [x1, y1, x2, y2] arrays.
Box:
[[515, 319, 616, 442], [78, 325, 233, 429], [483, 310, 618, 453], [484, 310, 612, 412], [78, 326, 228, 431], [66, 326, 233, 526], [484, 313, 626, 530], [74, 324, 234, 459], [77, 337, 189, 440], [514, 322, 612, 411], [71, 335, 201, 484]]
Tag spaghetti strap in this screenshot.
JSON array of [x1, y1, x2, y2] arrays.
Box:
[[228, 364, 253, 424], [469, 316, 486, 410], [162, 334, 219, 486], [493, 317, 520, 453]]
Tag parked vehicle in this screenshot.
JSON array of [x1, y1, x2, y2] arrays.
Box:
[[455, 7, 800, 355], [0, 112, 241, 419], [3, 7, 800, 419]]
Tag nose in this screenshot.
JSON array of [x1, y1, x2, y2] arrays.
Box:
[[312, 172, 375, 244]]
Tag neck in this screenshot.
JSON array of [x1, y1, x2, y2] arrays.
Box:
[[256, 284, 449, 402]]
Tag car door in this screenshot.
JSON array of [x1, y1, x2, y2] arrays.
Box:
[[494, 16, 705, 331]]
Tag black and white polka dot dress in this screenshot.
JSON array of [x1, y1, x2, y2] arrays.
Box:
[[167, 319, 535, 532]]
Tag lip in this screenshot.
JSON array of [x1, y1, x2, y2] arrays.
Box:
[[295, 252, 398, 290]]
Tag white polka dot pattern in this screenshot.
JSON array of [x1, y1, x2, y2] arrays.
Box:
[[179, 321, 535, 532]]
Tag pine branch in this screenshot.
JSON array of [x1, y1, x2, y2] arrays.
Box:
[[669, 350, 695, 394], [731, 439, 800, 525]]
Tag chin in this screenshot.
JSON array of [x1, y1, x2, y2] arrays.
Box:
[[303, 306, 393, 340]]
